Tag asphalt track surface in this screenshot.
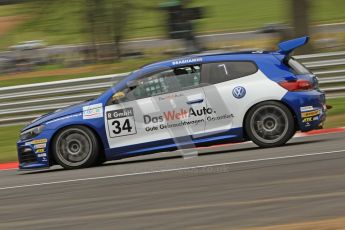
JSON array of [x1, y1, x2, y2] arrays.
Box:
[[1, 132, 345, 230]]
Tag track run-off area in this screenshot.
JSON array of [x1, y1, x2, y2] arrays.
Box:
[[1, 129, 345, 229]]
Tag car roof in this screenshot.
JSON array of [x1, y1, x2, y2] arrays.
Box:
[[141, 50, 276, 70]]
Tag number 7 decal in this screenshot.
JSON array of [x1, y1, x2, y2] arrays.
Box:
[[218, 64, 229, 75]]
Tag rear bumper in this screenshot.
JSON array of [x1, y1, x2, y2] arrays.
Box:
[[282, 90, 326, 132]]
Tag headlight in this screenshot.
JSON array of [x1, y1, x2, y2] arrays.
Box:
[[20, 125, 45, 141]]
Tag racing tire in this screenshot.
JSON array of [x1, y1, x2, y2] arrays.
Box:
[[245, 101, 295, 148], [52, 126, 100, 169]]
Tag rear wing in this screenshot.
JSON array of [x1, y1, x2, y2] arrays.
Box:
[[277, 36, 309, 55]]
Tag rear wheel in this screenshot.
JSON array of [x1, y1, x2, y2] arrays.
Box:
[[245, 101, 295, 148], [53, 126, 100, 169]]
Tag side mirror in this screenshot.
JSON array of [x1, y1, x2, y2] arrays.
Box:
[[112, 91, 126, 103]]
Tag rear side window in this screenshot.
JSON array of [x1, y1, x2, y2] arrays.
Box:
[[203, 61, 258, 84], [287, 58, 311, 75]]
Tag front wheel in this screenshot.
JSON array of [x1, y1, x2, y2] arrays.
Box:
[[245, 101, 295, 148], [52, 126, 100, 169]]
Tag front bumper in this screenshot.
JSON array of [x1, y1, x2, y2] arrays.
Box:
[[17, 134, 52, 170]]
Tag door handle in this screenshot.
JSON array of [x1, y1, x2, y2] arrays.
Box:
[[186, 98, 204, 105]]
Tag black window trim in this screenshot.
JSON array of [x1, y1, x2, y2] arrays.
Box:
[[201, 60, 259, 85]]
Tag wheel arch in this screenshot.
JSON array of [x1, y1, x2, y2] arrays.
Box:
[[48, 124, 106, 166], [242, 100, 299, 139]]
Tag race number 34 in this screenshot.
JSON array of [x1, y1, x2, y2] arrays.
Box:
[[107, 108, 137, 138]]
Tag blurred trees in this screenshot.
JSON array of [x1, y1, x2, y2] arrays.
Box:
[[111, 0, 130, 60], [0, 0, 25, 5], [4, 0, 318, 58], [84, 0, 130, 61], [291, 0, 313, 54], [161, 0, 203, 53]]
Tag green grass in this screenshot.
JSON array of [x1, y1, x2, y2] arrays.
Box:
[[0, 55, 168, 87], [0, 125, 22, 163], [327, 97, 345, 116], [0, 0, 344, 48], [0, 97, 344, 163], [325, 97, 345, 128], [0, 4, 26, 17]]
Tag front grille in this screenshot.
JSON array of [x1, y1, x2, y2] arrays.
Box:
[[19, 148, 37, 164]]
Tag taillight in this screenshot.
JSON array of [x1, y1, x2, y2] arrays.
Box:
[[278, 80, 313, 91]]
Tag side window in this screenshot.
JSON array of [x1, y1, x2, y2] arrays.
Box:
[[203, 61, 258, 84], [174, 65, 201, 89], [118, 65, 201, 102], [125, 70, 173, 100]]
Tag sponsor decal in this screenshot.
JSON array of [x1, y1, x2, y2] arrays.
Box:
[[172, 58, 202, 66], [31, 139, 48, 144], [37, 153, 47, 158], [46, 113, 82, 124], [301, 110, 320, 118], [158, 93, 184, 101], [303, 115, 320, 123], [207, 114, 234, 122], [83, 103, 103, 120], [302, 117, 313, 123], [144, 107, 213, 125], [300, 106, 314, 112], [152, 119, 205, 131], [143, 106, 233, 132], [34, 143, 46, 149], [232, 86, 246, 99], [107, 108, 137, 138], [106, 106, 234, 136], [36, 149, 45, 153]]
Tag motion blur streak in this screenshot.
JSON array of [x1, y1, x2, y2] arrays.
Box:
[[1, 148, 344, 191], [1, 132, 345, 229]]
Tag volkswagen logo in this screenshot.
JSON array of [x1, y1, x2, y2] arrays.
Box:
[[232, 86, 246, 99]]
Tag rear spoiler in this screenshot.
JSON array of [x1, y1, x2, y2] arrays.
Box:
[[277, 36, 309, 55]]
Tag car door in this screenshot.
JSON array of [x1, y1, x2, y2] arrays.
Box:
[[202, 61, 258, 134], [104, 65, 208, 153]]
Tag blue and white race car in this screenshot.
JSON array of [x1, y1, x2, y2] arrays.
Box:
[[17, 36, 326, 170]]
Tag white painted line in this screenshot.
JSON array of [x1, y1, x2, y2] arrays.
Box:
[[0, 149, 344, 191], [0, 168, 18, 171], [316, 21, 345, 27], [199, 30, 257, 37], [1, 130, 344, 172]]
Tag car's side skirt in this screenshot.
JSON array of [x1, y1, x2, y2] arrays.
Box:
[[104, 127, 244, 160]]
